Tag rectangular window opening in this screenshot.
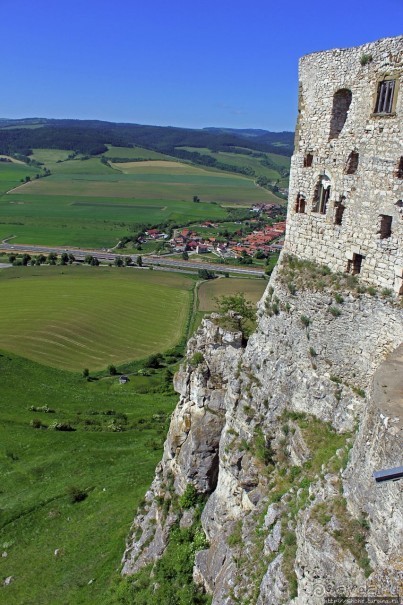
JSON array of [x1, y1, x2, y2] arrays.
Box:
[[334, 200, 345, 225], [374, 80, 396, 114], [303, 154, 313, 168], [295, 194, 306, 214], [378, 215, 392, 239], [345, 152, 359, 175], [347, 254, 364, 275]]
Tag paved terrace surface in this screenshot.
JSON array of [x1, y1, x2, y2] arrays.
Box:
[[373, 343, 403, 430]]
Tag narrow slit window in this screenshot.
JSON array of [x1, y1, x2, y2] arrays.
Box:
[[378, 215, 392, 239], [312, 176, 331, 214], [345, 151, 359, 174], [334, 199, 346, 225], [295, 194, 306, 214], [304, 154, 313, 168], [396, 157, 403, 179], [374, 80, 396, 114]]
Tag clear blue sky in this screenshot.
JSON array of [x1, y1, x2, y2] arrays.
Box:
[[2, 0, 402, 131]]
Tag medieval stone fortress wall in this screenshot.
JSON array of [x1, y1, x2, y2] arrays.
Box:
[[284, 36, 403, 294]]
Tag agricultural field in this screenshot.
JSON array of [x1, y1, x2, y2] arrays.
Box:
[[12, 160, 273, 202], [0, 265, 194, 371], [112, 159, 211, 175], [178, 146, 290, 188], [197, 277, 267, 312], [103, 145, 174, 161], [0, 154, 275, 247]]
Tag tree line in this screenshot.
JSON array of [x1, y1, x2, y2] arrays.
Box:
[[0, 119, 293, 158]]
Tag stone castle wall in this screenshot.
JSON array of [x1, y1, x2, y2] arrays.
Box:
[[284, 36, 403, 294]]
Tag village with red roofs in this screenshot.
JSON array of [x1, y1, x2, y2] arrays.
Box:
[[140, 203, 286, 265]]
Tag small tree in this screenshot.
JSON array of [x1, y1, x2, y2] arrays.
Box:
[[182, 251, 189, 260], [215, 293, 255, 321], [82, 368, 89, 378], [198, 269, 215, 280], [144, 353, 163, 369], [47, 252, 57, 264], [60, 252, 69, 265], [215, 292, 256, 339], [22, 253, 31, 266], [108, 364, 117, 376], [114, 256, 123, 267], [137, 256, 143, 267], [124, 256, 132, 266], [84, 255, 94, 265]]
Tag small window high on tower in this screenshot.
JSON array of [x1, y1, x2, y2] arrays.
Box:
[[374, 79, 396, 114]]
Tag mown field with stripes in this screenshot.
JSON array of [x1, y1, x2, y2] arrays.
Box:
[[0, 265, 194, 371]]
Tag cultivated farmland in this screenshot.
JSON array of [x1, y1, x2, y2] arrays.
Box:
[[198, 277, 267, 311], [0, 265, 194, 371], [0, 153, 275, 247]]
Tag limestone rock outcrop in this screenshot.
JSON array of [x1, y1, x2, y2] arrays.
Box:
[[122, 264, 403, 603]]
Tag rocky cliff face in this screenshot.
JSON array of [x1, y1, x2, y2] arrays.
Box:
[[122, 256, 403, 604]]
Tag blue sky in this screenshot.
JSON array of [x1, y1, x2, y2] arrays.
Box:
[[2, 0, 402, 131]]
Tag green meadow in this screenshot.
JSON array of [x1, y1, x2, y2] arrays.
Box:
[[179, 146, 290, 188], [0, 263, 198, 603], [0, 152, 275, 247], [103, 145, 174, 161], [0, 265, 194, 371], [0, 161, 37, 196], [0, 350, 179, 605]]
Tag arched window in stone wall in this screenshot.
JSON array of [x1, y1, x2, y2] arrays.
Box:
[[295, 194, 306, 213], [312, 175, 331, 214], [329, 89, 352, 140], [345, 151, 359, 174]]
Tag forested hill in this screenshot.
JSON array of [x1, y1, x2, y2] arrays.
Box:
[[0, 118, 294, 158]]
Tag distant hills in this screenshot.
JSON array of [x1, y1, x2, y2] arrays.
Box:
[[0, 118, 294, 159]]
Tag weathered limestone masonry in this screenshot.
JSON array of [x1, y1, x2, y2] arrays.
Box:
[[122, 37, 403, 605], [286, 36, 403, 294]]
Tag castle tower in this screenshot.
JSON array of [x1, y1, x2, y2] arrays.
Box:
[[284, 36, 403, 294]]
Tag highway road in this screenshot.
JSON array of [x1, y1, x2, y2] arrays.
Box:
[[0, 243, 266, 277]]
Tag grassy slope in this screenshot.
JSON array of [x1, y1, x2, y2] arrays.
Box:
[[178, 146, 290, 187], [0, 162, 37, 196], [103, 145, 174, 160], [0, 266, 193, 371], [0, 351, 178, 605]]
